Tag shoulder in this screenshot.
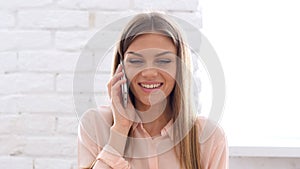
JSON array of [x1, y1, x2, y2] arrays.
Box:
[[194, 116, 226, 145], [80, 105, 113, 127], [80, 106, 113, 123], [195, 116, 229, 168], [79, 105, 113, 146]]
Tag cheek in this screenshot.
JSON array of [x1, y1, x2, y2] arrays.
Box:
[[124, 68, 136, 82], [160, 66, 176, 80], [161, 61, 177, 78], [163, 71, 176, 86], [170, 67, 177, 79]]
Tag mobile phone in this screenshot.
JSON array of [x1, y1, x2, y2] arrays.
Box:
[[120, 60, 128, 108]]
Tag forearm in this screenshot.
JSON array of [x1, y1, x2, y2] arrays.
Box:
[[91, 127, 131, 169], [107, 126, 130, 156]]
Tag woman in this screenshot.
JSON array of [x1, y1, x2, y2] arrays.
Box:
[[78, 12, 228, 169]]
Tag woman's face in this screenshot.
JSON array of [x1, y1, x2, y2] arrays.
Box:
[[124, 33, 177, 108]]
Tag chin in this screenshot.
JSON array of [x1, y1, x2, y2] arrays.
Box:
[[141, 94, 167, 106]]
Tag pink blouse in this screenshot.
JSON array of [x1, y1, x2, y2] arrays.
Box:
[[78, 106, 228, 169]]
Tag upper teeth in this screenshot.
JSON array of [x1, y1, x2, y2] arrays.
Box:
[[141, 83, 161, 89]]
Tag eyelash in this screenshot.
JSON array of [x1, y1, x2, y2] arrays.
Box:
[[156, 59, 171, 64], [127, 59, 173, 65], [128, 59, 144, 64]]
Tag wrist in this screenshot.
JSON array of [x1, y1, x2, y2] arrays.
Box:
[[108, 127, 130, 156], [111, 124, 131, 136]]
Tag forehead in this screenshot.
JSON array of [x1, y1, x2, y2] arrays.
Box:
[[126, 33, 177, 53]]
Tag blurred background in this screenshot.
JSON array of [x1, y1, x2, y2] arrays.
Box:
[[0, 0, 299, 168]]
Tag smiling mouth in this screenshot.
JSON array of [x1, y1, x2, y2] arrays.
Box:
[[138, 83, 163, 89]]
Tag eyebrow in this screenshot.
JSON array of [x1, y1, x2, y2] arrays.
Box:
[[126, 51, 174, 57]]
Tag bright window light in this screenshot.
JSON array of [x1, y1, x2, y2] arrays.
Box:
[[201, 0, 300, 147]]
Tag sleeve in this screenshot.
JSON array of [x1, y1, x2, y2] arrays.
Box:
[[78, 109, 131, 169], [208, 133, 228, 169], [197, 117, 229, 169], [96, 145, 131, 169]]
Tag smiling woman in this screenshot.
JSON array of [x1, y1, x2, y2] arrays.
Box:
[[78, 12, 228, 169], [124, 34, 177, 110]]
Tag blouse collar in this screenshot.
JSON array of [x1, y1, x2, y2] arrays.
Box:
[[131, 118, 174, 140]]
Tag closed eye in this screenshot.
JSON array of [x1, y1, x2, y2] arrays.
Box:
[[156, 59, 172, 64], [128, 59, 144, 64]]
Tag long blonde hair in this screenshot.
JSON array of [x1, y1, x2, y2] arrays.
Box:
[[112, 12, 201, 169]]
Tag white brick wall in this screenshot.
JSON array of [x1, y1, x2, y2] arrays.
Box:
[[0, 73, 54, 94], [133, 0, 200, 11], [55, 31, 96, 51], [0, 31, 52, 51], [0, 0, 201, 168], [0, 0, 52, 9], [34, 158, 74, 169], [56, 0, 131, 10], [0, 52, 17, 72], [18, 51, 92, 72], [0, 156, 33, 169], [0, 11, 15, 27], [57, 73, 110, 92], [18, 10, 89, 29]]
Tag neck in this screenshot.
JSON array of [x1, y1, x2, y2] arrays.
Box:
[[135, 98, 172, 137]]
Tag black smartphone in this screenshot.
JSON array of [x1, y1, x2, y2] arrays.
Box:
[[120, 60, 128, 108]]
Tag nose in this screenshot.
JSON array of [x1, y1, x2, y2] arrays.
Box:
[[141, 68, 158, 79]]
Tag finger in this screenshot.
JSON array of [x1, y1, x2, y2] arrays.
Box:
[[109, 63, 125, 89], [107, 71, 124, 97], [107, 64, 122, 87], [111, 71, 124, 85], [107, 71, 124, 88], [111, 78, 127, 113], [111, 78, 127, 100], [111, 78, 127, 91]]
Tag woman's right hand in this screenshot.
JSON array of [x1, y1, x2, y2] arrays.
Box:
[[107, 64, 135, 135]]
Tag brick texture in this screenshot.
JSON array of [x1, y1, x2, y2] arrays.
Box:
[[18, 10, 89, 29], [0, 11, 15, 27], [0, 1, 201, 168]]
